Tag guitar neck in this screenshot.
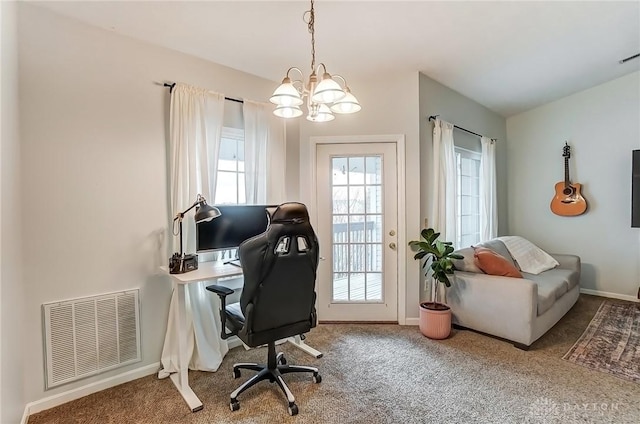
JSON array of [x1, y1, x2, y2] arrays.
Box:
[[564, 156, 570, 186]]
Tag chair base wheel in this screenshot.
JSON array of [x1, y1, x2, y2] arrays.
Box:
[[232, 369, 241, 379], [288, 403, 298, 416], [312, 373, 322, 383], [230, 399, 240, 412]]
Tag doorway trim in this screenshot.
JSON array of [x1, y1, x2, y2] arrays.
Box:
[[307, 134, 407, 325]]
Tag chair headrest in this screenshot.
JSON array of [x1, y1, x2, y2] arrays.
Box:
[[270, 202, 310, 224]]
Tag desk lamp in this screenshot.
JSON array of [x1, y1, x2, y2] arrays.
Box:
[[170, 194, 221, 274]]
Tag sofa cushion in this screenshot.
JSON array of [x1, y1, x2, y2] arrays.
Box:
[[524, 268, 578, 291], [451, 247, 483, 273], [473, 247, 523, 278], [476, 239, 518, 268], [523, 269, 577, 315]]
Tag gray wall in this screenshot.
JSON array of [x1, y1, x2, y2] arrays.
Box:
[[17, 3, 289, 406], [1, 1, 25, 421], [418, 73, 508, 297], [506, 72, 640, 298]]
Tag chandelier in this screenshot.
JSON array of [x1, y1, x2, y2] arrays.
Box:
[[269, 0, 361, 122]]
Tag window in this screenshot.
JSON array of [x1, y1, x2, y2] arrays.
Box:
[[215, 127, 245, 204], [455, 147, 481, 248]]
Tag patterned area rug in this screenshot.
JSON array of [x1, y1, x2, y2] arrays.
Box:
[[564, 301, 640, 383]]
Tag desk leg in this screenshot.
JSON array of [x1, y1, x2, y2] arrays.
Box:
[[286, 335, 323, 359], [170, 282, 204, 412]]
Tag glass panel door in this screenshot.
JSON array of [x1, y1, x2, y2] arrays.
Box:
[[316, 142, 398, 322]]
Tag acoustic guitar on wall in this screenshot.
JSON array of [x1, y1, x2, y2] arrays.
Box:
[[550, 142, 587, 216]]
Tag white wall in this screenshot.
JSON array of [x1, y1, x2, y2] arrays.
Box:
[[18, 3, 288, 406], [298, 71, 422, 320], [1, 0, 26, 421], [419, 73, 508, 240], [507, 72, 640, 298]]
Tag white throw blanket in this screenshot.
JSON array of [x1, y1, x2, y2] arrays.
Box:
[[497, 236, 559, 275]]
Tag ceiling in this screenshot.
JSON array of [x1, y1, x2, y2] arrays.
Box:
[[32, 1, 640, 117]]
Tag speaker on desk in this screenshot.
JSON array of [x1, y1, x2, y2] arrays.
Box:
[[633, 150, 640, 228]]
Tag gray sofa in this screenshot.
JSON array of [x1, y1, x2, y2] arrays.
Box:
[[447, 239, 580, 349]]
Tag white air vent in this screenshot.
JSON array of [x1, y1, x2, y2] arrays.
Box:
[[42, 290, 141, 389]]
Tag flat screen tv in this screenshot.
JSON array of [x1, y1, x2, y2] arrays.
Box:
[[633, 150, 640, 228], [196, 204, 275, 252]]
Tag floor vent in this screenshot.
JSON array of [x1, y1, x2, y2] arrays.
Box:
[[42, 290, 141, 389]]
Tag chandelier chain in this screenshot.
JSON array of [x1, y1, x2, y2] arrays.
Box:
[[307, 0, 316, 73], [270, 0, 360, 120]]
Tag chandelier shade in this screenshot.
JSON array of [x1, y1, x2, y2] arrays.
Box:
[[271, 0, 360, 122], [330, 90, 361, 114], [269, 78, 304, 107], [311, 74, 346, 104], [306, 104, 335, 122], [274, 105, 304, 118]]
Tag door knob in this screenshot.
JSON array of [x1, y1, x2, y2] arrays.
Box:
[[389, 242, 396, 250]]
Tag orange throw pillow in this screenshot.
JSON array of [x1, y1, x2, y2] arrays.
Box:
[[473, 247, 523, 278]]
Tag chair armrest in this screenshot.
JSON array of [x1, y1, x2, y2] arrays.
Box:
[[206, 284, 236, 340], [206, 284, 234, 298], [549, 254, 580, 273]]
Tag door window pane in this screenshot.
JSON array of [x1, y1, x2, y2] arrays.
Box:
[[348, 157, 365, 184], [333, 245, 349, 272], [332, 187, 348, 213], [348, 186, 365, 214], [366, 245, 382, 272], [332, 157, 348, 186], [332, 215, 349, 243], [333, 273, 349, 300], [365, 273, 382, 300], [350, 273, 366, 300], [366, 216, 382, 243], [349, 245, 365, 272], [365, 186, 382, 214], [348, 215, 365, 243], [365, 157, 382, 184]]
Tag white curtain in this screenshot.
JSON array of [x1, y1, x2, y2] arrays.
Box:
[[160, 83, 229, 377], [480, 136, 498, 241], [243, 100, 286, 204], [431, 118, 458, 244]]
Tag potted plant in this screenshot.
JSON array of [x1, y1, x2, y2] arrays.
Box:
[[409, 228, 463, 339]]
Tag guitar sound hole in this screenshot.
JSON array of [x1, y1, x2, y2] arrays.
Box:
[[563, 187, 574, 196]]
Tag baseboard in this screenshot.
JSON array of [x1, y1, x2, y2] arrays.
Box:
[[23, 362, 161, 420], [580, 288, 639, 303], [227, 335, 243, 349], [404, 318, 419, 326]]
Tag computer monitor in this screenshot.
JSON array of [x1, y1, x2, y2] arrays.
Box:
[[196, 204, 276, 252]]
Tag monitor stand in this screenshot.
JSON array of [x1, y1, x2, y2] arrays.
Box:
[[224, 258, 242, 268]]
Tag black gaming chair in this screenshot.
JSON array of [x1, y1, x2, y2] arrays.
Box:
[[206, 202, 321, 416]]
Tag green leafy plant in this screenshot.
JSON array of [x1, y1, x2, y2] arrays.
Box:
[[409, 228, 464, 307]]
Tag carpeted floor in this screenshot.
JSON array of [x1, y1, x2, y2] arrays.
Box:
[[28, 295, 640, 424], [564, 301, 640, 383]]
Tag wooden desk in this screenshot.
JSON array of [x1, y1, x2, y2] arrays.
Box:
[[160, 261, 323, 412]]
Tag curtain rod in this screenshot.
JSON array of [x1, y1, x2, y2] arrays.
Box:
[[163, 83, 244, 104], [428, 115, 497, 142]]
